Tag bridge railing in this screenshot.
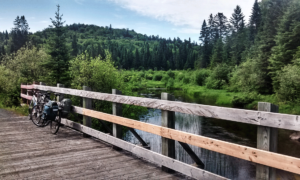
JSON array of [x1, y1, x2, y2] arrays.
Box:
[[20, 83, 300, 180]]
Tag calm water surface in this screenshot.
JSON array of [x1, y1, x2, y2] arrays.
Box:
[[123, 89, 300, 180]]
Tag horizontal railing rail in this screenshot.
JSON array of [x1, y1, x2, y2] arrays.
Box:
[[20, 83, 300, 179], [24, 84, 300, 131]]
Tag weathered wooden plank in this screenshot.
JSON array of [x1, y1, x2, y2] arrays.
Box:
[[20, 84, 34, 90], [161, 92, 175, 173], [257, 102, 278, 180], [83, 86, 92, 138], [20, 93, 32, 101], [69, 106, 300, 175], [112, 89, 122, 139], [32, 85, 300, 131], [61, 118, 228, 180]]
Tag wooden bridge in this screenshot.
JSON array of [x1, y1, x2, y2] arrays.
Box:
[[1, 82, 300, 179]]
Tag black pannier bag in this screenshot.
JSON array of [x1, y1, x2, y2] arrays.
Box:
[[42, 101, 59, 120], [60, 99, 72, 118]]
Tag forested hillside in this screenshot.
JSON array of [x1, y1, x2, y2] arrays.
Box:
[[0, 22, 199, 71], [1, 0, 300, 113]]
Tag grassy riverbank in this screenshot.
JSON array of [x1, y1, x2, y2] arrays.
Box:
[[124, 70, 300, 115]]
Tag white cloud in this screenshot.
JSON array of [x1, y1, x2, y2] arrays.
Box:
[[108, 0, 255, 34]]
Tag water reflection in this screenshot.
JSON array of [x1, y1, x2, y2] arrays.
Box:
[[124, 91, 257, 179]]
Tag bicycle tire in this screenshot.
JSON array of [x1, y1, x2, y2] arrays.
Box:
[[50, 111, 61, 134], [30, 105, 44, 127]]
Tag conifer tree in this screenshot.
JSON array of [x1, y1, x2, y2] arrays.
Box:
[[269, 0, 300, 90], [230, 5, 244, 33], [210, 38, 224, 66], [249, 0, 261, 42], [71, 34, 78, 56], [199, 20, 211, 68], [44, 5, 70, 84]]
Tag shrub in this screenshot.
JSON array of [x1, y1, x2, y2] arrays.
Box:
[[193, 69, 210, 86], [205, 64, 231, 89], [161, 75, 169, 86], [182, 76, 190, 84], [166, 78, 175, 89], [152, 73, 163, 81], [145, 73, 153, 80], [229, 59, 265, 92], [166, 70, 175, 79], [232, 95, 255, 108], [177, 73, 184, 81], [276, 64, 300, 102]]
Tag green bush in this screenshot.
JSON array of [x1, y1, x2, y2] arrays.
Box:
[[145, 73, 153, 80], [193, 69, 210, 86], [205, 64, 230, 89], [166, 70, 175, 78], [182, 76, 190, 84], [166, 78, 175, 89], [161, 75, 169, 86], [232, 95, 255, 108], [229, 59, 265, 92], [177, 73, 184, 81], [152, 73, 163, 81], [276, 64, 300, 102]]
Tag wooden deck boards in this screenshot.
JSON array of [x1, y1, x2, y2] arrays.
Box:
[[0, 116, 187, 180]]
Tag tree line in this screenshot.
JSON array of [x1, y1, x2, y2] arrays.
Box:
[[1, 0, 300, 103]]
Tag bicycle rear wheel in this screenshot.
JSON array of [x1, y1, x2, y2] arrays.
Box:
[[31, 105, 43, 127], [50, 111, 61, 134]]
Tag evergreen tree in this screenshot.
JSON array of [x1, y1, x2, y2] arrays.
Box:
[[71, 34, 78, 56], [210, 38, 224, 66], [214, 13, 229, 38], [11, 15, 30, 52], [45, 5, 70, 84], [230, 5, 245, 33], [269, 0, 300, 90], [249, 0, 261, 42], [199, 20, 211, 68]]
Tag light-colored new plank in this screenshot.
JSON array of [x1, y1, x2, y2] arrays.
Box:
[[61, 118, 228, 180], [68, 106, 300, 175]]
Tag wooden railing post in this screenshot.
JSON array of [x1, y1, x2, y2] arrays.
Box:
[[112, 89, 122, 140], [83, 86, 92, 138], [161, 92, 175, 172], [21, 83, 26, 104], [57, 84, 64, 102], [256, 102, 278, 180], [26, 83, 30, 105]]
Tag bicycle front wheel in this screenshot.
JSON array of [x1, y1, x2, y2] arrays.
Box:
[[31, 105, 43, 127], [50, 111, 61, 134]]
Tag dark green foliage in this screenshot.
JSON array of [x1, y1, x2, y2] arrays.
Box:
[[232, 95, 255, 108], [206, 64, 230, 89], [194, 69, 210, 86], [166, 70, 175, 78], [182, 75, 190, 84], [269, 0, 300, 90], [152, 73, 163, 81], [10, 15, 29, 53], [230, 5, 245, 33], [44, 5, 70, 85], [249, 0, 261, 42]]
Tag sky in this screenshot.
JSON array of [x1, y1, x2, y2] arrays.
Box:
[[0, 0, 257, 42]]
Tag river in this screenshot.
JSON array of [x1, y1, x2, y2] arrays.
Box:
[[123, 89, 300, 180]]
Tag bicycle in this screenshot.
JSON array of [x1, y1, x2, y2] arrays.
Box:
[[29, 91, 62, 134], [29, 91, 51, 127]]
